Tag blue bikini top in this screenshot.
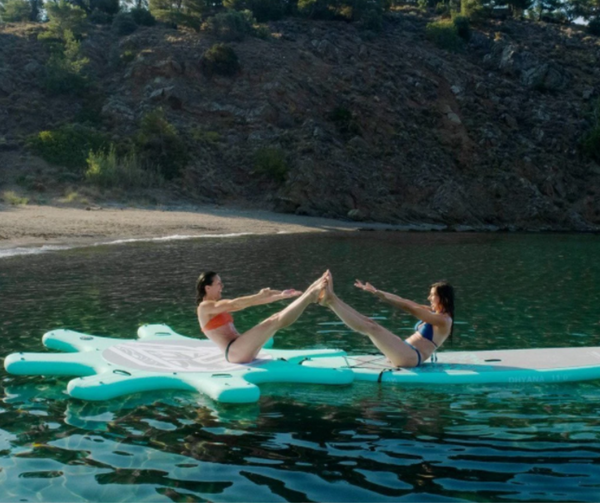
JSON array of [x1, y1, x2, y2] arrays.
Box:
[[414, 321, 438, 347]]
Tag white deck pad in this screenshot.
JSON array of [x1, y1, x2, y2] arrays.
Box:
[[302, 347, 600, 384], [103, 340, 273, 373], [4, 324, 353, 403]]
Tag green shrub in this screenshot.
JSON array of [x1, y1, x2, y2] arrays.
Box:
[[130, 7, 156, 26], [223, 0, 287, 22], [59, 190, 89, 204], [191, 129, 221, 145], [540, 11, 569, 24], [43, 30, 90, 95], [299, 0, 385, 25], [200, 43, 240, 77], [417, 0, 429, 11], [89, 9, 113, 24], [202, 9, 255, 41], [169, 10, 202, 30], [149, 0, 202, 30], [39, 0, 88, 42], [90, 0, 120, 15], [435, 1, 450, 15], [1, 190, 29, 205], [112, 12, 138, 35], [0, 0, 32, 22], [135, 108, 188, 180], [426, 19, 463, 52], [589, 17, 600, 36], [254, 23, 271, 39], [297, 0, 332, 19], [460, 0, 489, 22], [120, 49, 136, 64], [452, 14, 470, 41], [329, 106, 361, 137], [15, 173, 39, 191], [86, 145, 163, 189], [28, 124, 108, 172], [254, 147, 288, 182]]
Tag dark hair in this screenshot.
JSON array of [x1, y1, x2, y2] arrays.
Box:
[[196, 271, 218, 305], [431, 280, 455, 342]]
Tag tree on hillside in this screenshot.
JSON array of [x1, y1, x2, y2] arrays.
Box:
[[531, 0, 562, 20], [44, 28, 90, 93], [90, 0, 119, 14], [64, 0, 119, 13], [149, 0, 207, 29], [566, 0, 600, 19], [298, 0, 386, 25], [223, 0, 292, 21], [29, 0, 43, 20], [459, 0, 490, 20], [0, 0, 32, 21], [41, 0, 87, 39], [127, 0, 149, 8], [497, 0, 533, 18]]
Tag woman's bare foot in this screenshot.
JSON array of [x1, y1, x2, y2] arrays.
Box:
[[306, 275, 327, 303], [305, 271, 327, 292], [318, 271, 335, 306]]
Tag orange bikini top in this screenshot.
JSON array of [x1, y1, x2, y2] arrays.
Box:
[[202, 312, 234, 332]]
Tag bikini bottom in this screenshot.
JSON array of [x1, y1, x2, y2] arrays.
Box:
[[405, 342, 422, 367]]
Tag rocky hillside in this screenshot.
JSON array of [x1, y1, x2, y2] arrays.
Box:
[[1, 11, 599, 231]]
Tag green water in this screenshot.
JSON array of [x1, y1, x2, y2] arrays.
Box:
[[1, 232, 599, 502]]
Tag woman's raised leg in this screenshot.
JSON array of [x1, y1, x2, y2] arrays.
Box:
[[226, 273, 327, 363], [320, 272, 418, 367]]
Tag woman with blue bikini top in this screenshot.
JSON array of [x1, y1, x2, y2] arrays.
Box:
[[319, 271, 454, 368]]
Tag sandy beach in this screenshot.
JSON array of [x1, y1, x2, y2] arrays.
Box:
[[0, 203, 393, 253]]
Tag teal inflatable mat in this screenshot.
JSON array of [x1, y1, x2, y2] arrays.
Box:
[[302, 347, 600, 384], [4, 324, 354, 403], [6, 325, 600, 403]]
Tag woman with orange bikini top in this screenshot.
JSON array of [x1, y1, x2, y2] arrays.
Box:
[[196, 271, 328, 364]]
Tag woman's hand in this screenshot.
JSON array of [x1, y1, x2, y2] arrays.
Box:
[[354, 280, 378, 294]]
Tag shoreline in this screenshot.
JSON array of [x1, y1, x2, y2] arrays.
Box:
[[2, 203, 598, 258], [0, 203, 402, 256]]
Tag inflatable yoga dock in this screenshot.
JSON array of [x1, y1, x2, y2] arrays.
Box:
[[302, 347, 600, 384], [3, 324, 353, 403], [5, 324, 600, 403]]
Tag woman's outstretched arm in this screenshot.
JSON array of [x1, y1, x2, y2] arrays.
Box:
[[355, 280, 450, 327], [202, 289, 302, 316]]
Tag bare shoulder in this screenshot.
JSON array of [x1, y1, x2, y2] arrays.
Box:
[[197, 300, 215, 315]]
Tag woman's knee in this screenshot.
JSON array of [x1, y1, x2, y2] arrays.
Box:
[[262, 314, 282, 330], [362, 318, 385, 337]]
